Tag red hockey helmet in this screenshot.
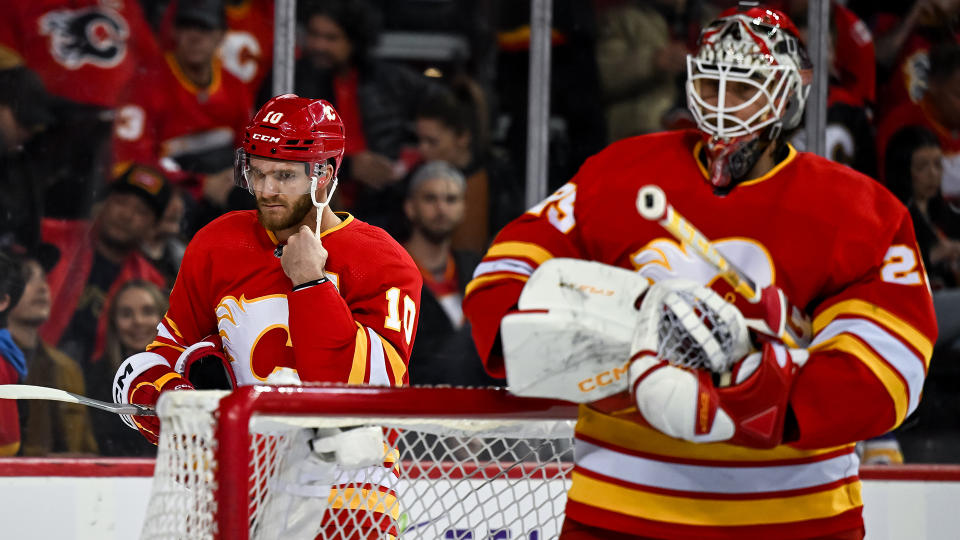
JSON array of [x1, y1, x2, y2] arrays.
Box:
[[236, 94, 346, 195]]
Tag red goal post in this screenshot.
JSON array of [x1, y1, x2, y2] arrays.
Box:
[[141, 385, 580, 539]]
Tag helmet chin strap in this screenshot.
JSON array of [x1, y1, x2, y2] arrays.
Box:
[[309, 173, 338, 237]]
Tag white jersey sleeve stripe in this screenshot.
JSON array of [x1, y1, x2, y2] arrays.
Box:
[[366, 327, 391, 386], [473, 259, 536, 279]]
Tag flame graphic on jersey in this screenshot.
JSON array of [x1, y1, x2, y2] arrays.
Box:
[[631, 238, 776, 287], [216, 294, 295, 384]]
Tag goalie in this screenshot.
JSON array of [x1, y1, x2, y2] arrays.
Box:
[[111, 95, 421, 539], [463, 5, 936, 540]]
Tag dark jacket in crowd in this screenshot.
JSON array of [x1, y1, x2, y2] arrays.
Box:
[[409, 250, 504, 387]]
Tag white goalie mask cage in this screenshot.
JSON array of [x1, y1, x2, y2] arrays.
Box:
[[686, 8, 812, 141]]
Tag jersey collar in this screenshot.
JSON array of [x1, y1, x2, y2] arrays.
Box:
[[693, 140, 798, 188], [264, 212, 355, 245]]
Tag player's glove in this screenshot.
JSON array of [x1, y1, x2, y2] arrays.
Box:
[[175, 334, 236, 390], [708, 279, 809, 347], [630, 337, 806, 448], [127, 365, 195, 444], [628, 279, 808, 448]]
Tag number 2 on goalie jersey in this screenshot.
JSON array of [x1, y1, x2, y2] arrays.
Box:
[[385, 287, 416, 344]]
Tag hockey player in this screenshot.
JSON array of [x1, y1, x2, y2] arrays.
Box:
[[463, 5, 936, 540], [113, 94, 422, 538]]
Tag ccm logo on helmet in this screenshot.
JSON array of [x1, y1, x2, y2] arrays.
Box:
[[252, 133, 281, 143]]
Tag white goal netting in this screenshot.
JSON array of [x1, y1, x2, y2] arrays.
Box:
[[140, 386, 578, 540]]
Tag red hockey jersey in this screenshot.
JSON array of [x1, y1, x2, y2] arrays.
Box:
[[112, 52, 252, 193], [146, 211, 420, 385], [0, 0, 161, 108], [463, 130, 936, 539]]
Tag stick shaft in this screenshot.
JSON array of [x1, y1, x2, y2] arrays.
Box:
[[636, 185, 812, 347], [0, 384, 156, 416]]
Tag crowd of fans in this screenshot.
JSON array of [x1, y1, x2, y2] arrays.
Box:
[[0, 0, 957, 460]]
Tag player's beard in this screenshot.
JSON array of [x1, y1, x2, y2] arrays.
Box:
[[256, 193, 314, 231], [412, 217, 457, 245]]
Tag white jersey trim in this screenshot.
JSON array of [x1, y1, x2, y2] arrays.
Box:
[[366, 327, 390, 386], [574, 439, 859, 494], [473, 259, 535, 279]]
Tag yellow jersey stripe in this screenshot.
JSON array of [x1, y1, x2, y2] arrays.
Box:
[[163, 316, 184, 339], [485, 241, 554, 265], [380, 337, 406, 385], [328, 487, 401, 520], [576, 405, 853, 462], [810, 334, 908, 426], [814, 299, 932, 364], [348, 323, 369, 384], [146, 340, 185, 353], [0, 441, 20, 456], [567, 470, 861, 526], [465, 273, 529, 298]]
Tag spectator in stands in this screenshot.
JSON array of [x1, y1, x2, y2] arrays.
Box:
[[0, 249, 27, 456], [112, 0, 254, 232], [87, 280, 167, 456], [877, 43, 960, 196], [594, 0, 688, 141], [40, 164, 169, 369], [7, 245, 99, 456], [0, 66, 54, 253], [415, 80, 523, 252], [886, 126, 960, 338], [142, 188, 188, 285], [283, 0, 442, 234], [871, 0, 959, 115], [221, 0, 276, 97], [404, 161, 502, 386], [0, 0, 163, 219]]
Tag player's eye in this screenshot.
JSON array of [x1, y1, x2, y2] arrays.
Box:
[[277, 171, 296, 182]]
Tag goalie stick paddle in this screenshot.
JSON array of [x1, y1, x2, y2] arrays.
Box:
[[0, 384, 157, 416], [635, 184, 812, 347]]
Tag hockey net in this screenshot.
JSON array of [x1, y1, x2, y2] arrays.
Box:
[[140, 385, 578, 539]]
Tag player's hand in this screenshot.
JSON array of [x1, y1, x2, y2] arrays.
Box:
[[708, 280, 800, 346], [128, 366, 195, 445], [629, 342, 805, 448], [281, 225, 329, 287]]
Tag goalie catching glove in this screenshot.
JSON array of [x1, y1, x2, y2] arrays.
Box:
[[113, 335, 232, 444], [628, 279, 808, 448]]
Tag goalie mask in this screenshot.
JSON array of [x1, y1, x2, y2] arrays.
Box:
[[686, 5, 812, 188], [236, 94, 346, 218]]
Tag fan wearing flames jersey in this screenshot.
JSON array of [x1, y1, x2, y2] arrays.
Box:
[[464, 5, 936, 540], [112, 95, 421, 538]]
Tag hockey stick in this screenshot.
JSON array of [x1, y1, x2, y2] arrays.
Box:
[[636, 185, 812, 347], [0, 384, 157, 416]]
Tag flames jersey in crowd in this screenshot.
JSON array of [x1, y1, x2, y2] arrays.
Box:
[[112, 52, 252, 187], [463, 130, 936, 539], [0, 0, 161, 108], [147, 211, 420, 386], [222, 0, 274, 97]]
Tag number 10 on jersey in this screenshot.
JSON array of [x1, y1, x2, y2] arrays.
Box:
[[385, 288, 416, 345]]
